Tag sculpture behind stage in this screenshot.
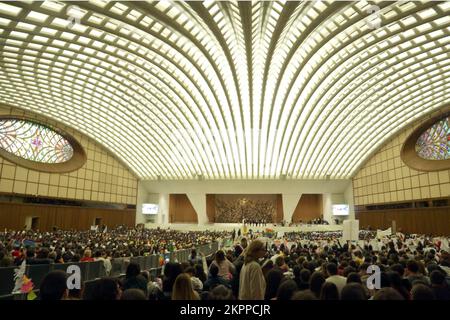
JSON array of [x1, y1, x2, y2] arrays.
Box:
[[215, 198, 275, 223]]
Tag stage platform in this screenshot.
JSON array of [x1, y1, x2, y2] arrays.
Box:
[[144, 223, 343, 233]]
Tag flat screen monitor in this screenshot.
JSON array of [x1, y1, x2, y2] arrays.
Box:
[[142, 203, 159, 215], [332, 204, 349, 216]]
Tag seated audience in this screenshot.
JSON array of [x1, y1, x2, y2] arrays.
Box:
[[373, 287, 405, 300], [2, 226, 449, 301], [89, 278, 122, 300], [429, 270, 450, 300], [208, 285, 234, 300], [310, 272, 326, 299], [40, 270, 68, 300], [341, 283, 367, 300], [121, 288, 147, 300], [172, 273, 200, 300], [291, 290, 318, 300], [276, 279, 298, 300], [122, 262, 148, 297], [411, 283, 435, 300], [320, 282, 339, 300], [265, 269, 284, 300]]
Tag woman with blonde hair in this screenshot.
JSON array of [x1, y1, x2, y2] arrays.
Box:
[[239, 239, 266, 300], [172, 273, 200, 300]]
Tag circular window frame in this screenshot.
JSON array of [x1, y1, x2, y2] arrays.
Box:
[[0, 116, 87, 173], [401, 109, 450, 172]]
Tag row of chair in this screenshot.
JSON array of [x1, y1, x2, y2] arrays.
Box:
[[0, 241, 220, 297]]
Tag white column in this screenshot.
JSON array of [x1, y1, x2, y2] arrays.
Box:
[[135, 181, 148, 225], [186, 193, 208, 225], [322, 193, 333, 224], [158, 193, 170, 224], [282, 193, 302, 223], [344, 181, 356, 220]]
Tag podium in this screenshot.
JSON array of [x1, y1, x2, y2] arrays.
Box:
[[342, 220, 359, 241]]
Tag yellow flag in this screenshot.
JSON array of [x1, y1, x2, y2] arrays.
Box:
[[27, 291, 37, 300]]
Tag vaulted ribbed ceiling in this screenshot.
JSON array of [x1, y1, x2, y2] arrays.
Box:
[[0, 1, 449, 180]]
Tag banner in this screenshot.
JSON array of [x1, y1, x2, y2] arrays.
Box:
[[342, 220, 359, 241], [440, 237, 449, 252], [376, 227, 392, 239]]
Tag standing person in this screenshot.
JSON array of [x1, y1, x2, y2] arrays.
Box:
[[209, 250, 235, 280], [325, 262, 347, 296], [239, 240, 266, 300]]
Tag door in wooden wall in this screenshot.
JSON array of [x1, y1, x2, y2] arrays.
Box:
[[31, 217, 40, 231], [94, 217, 102, 226]]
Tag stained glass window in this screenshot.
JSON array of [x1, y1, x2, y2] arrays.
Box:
[[415, 117, 450, 160], [0, 119, 74, 163]]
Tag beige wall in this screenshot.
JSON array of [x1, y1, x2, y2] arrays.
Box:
[[0, 105, 138, 205], [353, 111, 450, 206]]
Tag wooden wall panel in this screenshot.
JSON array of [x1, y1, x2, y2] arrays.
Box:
[[169, 194, 198, 223], [356, 208, 450, 236], [0, 202, 135, 231], [206, 194, 215, 223], [276, 194, 283, 223], [291, 194, 323, 223]]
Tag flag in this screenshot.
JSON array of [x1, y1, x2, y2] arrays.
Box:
[[12, 260, 26, 294]]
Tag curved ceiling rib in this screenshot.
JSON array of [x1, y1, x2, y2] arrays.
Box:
[[0, 1, 449, 180]]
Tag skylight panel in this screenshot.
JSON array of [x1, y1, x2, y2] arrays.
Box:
[[435, 16, 450, 26], [26, 11, 48, 23], [77, 36, 91, 45], [110, 2, 128, 15], [67, 5, 87, 20], [10, 31, 29, 39], [33, 35, 49, 43], [16, 22, 36, 31], [41, 1, 65, 13], [398, 2, 416, 13], [127, 9, 142, 21], [88, 0, 108, 8], [59, 32, 76, 41], [155, 1, 173, 13], [40, 27, 58, 36], [88, 14, 104, 25], [0, 2, 22, 16], [51, 17, 70, 28], [0, 17, 10, 26], [401, 16, 417, 27], [70, 23, 89, 33]]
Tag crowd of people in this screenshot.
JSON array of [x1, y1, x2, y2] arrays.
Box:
[[284, 230, 377, 241], [289, 217, 330, 227], [2, 226, 448, 301], [0, 227, 231, 267]]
